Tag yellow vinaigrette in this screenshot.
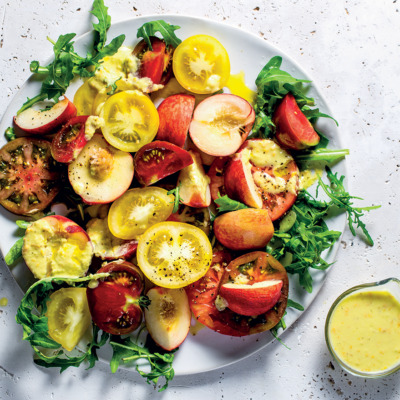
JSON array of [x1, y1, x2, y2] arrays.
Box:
[[328, 290, 400, 373]]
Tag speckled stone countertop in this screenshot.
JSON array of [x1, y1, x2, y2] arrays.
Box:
[[1, 1, 400, 399]]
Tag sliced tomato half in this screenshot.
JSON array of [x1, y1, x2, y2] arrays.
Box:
[[186, 251, 289, 336], [0, 138, 60, 215], [134, 140, 193, 186], [51, 116, 89, 163], [133, 37, 174, 85]]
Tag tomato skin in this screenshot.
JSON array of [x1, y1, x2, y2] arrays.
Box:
[[134, 37, 174, 85], [273, 93, 320, 150], [86, 261, 145, 335], [134, 140, 193, 186], [51, 116, 89, 163], [173, 35, 230, 94], [186, 251, 289, 336], [0, 137, 60, 215]]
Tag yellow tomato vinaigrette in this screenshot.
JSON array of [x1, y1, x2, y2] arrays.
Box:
[[328, 290, 400, 373], [226, 71, 256, 105]]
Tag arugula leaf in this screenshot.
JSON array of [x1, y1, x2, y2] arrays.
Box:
[[110, 336, 175, 392], [90, 0, 112, 51], [294, 148, 349, 164], [136, 20, 182, 49], [167, 185, 182, 213], [4, 127, 16, 142], [253, 56, 337, 139], [18, 1, 124, 114], [4, 238, 24, 266], [317, 167, 381, 245], [15, 274, 110, 371], [214, 195, 248, 213]]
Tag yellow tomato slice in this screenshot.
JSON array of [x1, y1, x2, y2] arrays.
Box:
[[100, 90, 159, 152], [73, 80, 99, 116], [46, 287, 91, 352], [137, 221, 213, 289], [108, 187, 174, 240], [172, 35, 230, 94]]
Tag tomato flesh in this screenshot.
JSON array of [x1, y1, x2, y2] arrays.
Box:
[[173, 35, 230, 94], [46, 287, 91, 351], [0, 138, 60, 215], [86, 261, 145, 335], [108, 187, 174, 240], [136, 221, 213, 289], [134, 37, 174, 85], [134, 140, 193, 186], [51, 116, 89, 163], [186, 251, 289, 336]]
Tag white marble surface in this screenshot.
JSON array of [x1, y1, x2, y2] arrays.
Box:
[[1, 0, 400, 399]]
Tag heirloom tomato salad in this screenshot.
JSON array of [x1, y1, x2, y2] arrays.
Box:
[[0, 0, 378, 391]]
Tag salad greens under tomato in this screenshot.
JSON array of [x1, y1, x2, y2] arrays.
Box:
[[1, 0, 379, 391]]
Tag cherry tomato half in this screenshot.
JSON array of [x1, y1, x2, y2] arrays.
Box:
[[186, 251, 289, 336], [133, 37, 174, 85], [133, 140, 193, 186], [46, 287, 92, 351], [86, 260, 146, 335], [51, 116, 89, 163], [173, 35, 230, 94], [0, 138, 60, 215]]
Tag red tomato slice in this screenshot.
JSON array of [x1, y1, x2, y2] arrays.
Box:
[[134, 140, 193, 186], [51, 116, 89, 163], [133, 37, 174, 85], [186, 251, 289, 336], [0, 138, 60, 215], [86, 261, 145, 335], [273, 93, 320, 150]]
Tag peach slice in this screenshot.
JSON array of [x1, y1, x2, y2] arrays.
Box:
[[220, 279, 283, 316], [14, 98, 77, 135], [178, 150, 211, 208], [189, 93, 255, 156], [224, 139, 300, 220], [156, 94, 195, 147], [144, 286, 191, 351], [86, 218, 138, 260], [213, 208, 274, 250], [68, 133, 134, 204], [22, 215, 93, 279]]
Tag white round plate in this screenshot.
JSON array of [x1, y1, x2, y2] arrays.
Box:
[[0, 15, 345, 376]]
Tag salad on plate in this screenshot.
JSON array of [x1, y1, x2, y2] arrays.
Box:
[[0, 0, 379, 391]]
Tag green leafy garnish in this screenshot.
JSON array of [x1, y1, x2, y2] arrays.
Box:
[[4, 237, 24, 266], [268, 170, 379, 292], [214, 195, 248, 213], [110, 336, 176, 391], [4, 127, 16, 142], [136, 20, 182, 49], [253, 56, 338, 139], [15, 274, 110, 369], [18, 0, 125, 114], [318, 167, 381, 245], [294, 148, 350, 165], [167, 185, 182, 213]]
